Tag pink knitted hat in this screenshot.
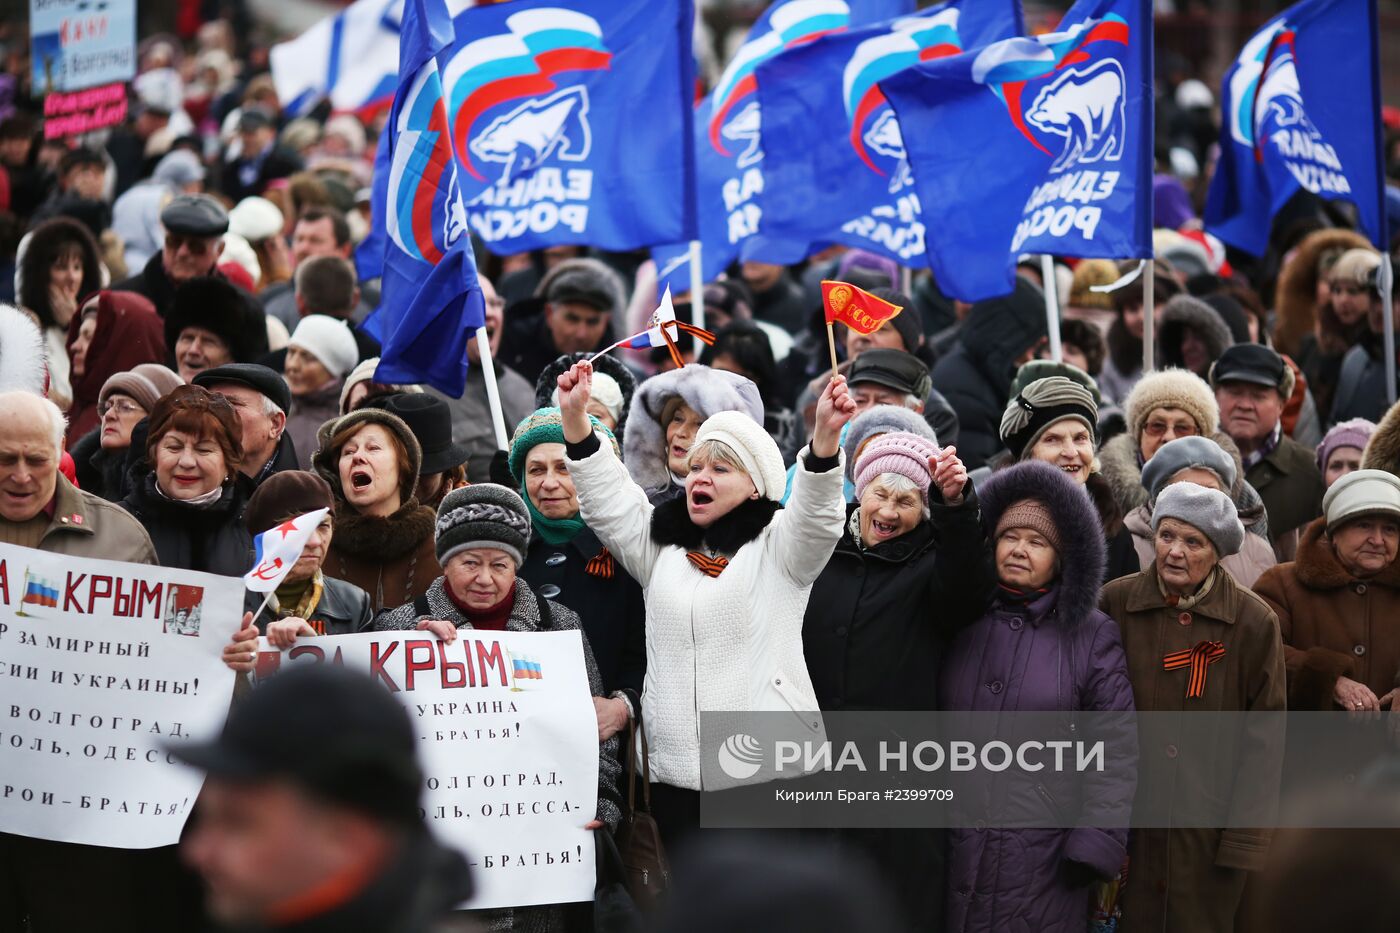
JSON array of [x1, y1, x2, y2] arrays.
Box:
[[854, 431, 939, 501]]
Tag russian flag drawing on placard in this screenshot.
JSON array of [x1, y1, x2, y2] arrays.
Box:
[[21, 573, 59, 610]]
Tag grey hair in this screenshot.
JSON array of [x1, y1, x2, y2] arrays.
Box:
[[0, 390, 66, 453], [261, 393, 284, 418], [901, 393, 922, 410], [866, 471, 931, 519]]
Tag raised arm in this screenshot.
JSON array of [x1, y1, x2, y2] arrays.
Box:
[[558, 360, 663, 584], [771, 375, 856, 585]]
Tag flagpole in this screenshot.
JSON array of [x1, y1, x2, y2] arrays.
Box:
[[1041, 254, 1062, 363], [475, 327, 511, 450], [687, 240, 704, 334], [1142, 257, 1155, 374], [1381, 254, 1396, 406], [900, 265, 912, 295]]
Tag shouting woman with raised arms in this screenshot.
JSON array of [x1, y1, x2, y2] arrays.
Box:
[[556, 359, 856, 850]]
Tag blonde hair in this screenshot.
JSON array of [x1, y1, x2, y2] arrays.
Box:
[[687, 439, 748, 474]]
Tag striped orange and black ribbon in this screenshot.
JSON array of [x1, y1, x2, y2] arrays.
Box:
[[686, 551, 729, 578], [660, 321, 717, 370], [1162, 640, 1226, 699], [585, 547, 615, 579]]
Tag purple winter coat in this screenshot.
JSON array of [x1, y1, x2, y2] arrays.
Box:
[[939, 461, 1138, 933]]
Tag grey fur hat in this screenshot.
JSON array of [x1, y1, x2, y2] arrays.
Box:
[[1152, 482, 1244, 558], [624, 365, 764, 495], [1158, 295, 1233, 373], [435, 484, 532, 567], [1140, 436, 1238, 501], [842, 405, 938, 484]]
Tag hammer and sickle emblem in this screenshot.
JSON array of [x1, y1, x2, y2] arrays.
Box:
[[251, 558, 283, 581], [828, 285, 853, 313]]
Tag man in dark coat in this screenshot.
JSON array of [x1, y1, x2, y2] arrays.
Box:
[[174, 665, 474, 932], [499, 258, 623, 384], [114, 194, 238, 319], [1211, 343, 1324, 559], [219, 108, 304, 204], [930, 277, 1049, 470]]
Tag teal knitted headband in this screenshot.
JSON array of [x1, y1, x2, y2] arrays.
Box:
[[508, 407, 618, 485]]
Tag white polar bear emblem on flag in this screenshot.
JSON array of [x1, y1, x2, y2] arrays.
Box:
[[1025, 59, 1126, 173], [468, 86, 593, 183]]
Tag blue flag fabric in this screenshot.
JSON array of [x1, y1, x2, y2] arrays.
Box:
[[881, 0, 1154, 301], [362, 0, 485, 396], [754, 0, 1022, 267], [650, 0, 913, 298], [443, 0, 696, 255], [1204, 0, 1385, 255]]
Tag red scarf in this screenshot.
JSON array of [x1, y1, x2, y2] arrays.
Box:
[[445, 585, 514, 631]]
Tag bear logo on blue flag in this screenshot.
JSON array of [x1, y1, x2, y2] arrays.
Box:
[[1025, 59, 1126, 172], [1225, 19, 1348, 196], [842, 10, 964, 193], [386, 59, 467, 266], [469, 85, 594, 181], [442, 8, 612, 185], [722, 101, 763, 169]]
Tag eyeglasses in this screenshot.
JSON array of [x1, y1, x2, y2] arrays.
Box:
[[166, 233, 216, 255], [99, 398, 144, 418], [1142, 420, 1198, 439]]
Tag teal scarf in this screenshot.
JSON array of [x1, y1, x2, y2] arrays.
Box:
[[526, 499, 586, 544]]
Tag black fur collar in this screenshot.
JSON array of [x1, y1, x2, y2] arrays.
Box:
[[650, 496, 781, 554], [333, 499, 436, 561]]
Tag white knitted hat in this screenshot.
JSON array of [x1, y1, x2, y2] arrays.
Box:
[[553, 371, 623, 423], [0, 304, 48, 395], [1323, 469, 1400, 531], [692, 409, 785, 501], [290, 315, 359, 379]]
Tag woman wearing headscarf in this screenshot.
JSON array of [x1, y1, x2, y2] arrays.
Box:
[[623, 363, 765, 505], [801, 430, 984, 930], [508, 408, 646, 741], [311, 407, 439, 613], [534, 350, 636, 443], [63, 290, 166, 442], [284, 315, 360, 469], [557, 359, 857, 848], [1101, 483, 1286, 933], [70, 363, 183, 501], [17, 216, 104, 409], [119, 384, 252, 575], [220, 471, 374, 674], [1254, 470, 1400, 712], [942, 460, 1136, 933], [1122, 436, 1278, 587], [374, 484, 622, 932]]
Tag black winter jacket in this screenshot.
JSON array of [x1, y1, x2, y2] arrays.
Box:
[[119, 468, 251, 576], [802, 489, 994, 711]]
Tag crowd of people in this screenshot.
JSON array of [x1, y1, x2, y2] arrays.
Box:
[[2, 5, 1400, 933]]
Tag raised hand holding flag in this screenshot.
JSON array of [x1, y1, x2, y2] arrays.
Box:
[[592, 287, 715, 370]]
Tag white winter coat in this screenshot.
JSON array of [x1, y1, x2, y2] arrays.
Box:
[[569, 436, 845, 790]]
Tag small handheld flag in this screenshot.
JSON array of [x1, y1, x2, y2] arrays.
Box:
[[821, 279, 904, 378], [822, 280, 904, 334], [244, 508, 331, 594], [593, 287, 715, 369]]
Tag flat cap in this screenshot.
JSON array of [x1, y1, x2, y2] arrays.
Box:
[[161, 193, 229, 237], [193, 363, 292, 415], [847, 348, 931, 400]]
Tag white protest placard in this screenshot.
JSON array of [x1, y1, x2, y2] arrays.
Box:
[[29, 0, 137, 94], [0, 543, 242, 848], [256, 628, 599, 910]]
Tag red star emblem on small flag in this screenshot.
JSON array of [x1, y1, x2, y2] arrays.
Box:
[[274, 519, 301, 539]]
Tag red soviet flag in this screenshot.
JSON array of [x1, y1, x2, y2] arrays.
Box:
[[821, 280, 904, 335]]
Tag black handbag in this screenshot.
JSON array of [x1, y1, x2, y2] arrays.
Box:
[[613, 715, 671, 909]]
